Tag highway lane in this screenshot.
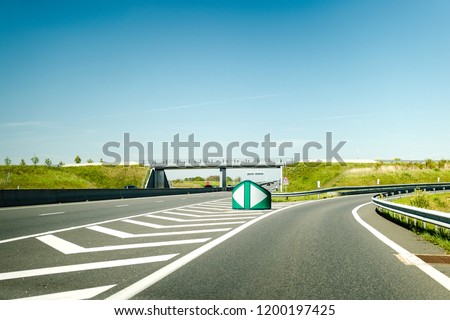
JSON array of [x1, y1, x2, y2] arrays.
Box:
[[1, 192, 449, 300], [0, 193, 293, 299], [0, 192, 229, 242], [130, 194, 450, 299]]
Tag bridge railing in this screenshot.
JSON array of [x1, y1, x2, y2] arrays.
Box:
[[147, 158, 294, 168]]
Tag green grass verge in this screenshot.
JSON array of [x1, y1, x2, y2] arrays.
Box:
[[392, 190, 450, 212], [283, 161, 450, 193], [377, 207, 450, 253], [0, 165, 148, 189], [272, 193, 335, 202], [171, 180, 220, 188]]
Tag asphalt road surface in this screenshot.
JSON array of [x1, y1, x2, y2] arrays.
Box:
[[0, 192, 449, 300]]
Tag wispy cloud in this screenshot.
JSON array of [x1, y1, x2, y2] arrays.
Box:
[[0, 121, 46, 128], [88, 94, 284, 120], [301, 113, 376, 122]]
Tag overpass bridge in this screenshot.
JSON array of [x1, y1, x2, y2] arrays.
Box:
[[146, 158, 289, 189]]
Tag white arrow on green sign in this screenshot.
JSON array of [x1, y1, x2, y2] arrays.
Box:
[[232, 180, 271, 210]]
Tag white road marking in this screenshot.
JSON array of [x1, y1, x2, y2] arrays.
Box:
[[0, 254, 178, 281], [0, 198, 231, 244], [156, 200, 165, 203], [352, 202, 450, 291], [144, 214, 255, 222], [115, 204, 129, 208], [164, 211, 260, 218], [123, 219, 245, 229], [188, 205, 231, 211], [37, 235, 210, 254], [174, 208, 225, 214], [106, 201, 308, 300], [39, 211, 65, 217], [17, 284, 116, 300], [87, 225, 232, 239]]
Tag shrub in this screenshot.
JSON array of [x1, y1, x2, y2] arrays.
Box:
[[410, 189, 431, 209]]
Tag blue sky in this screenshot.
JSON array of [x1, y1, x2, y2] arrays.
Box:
[[1, 0, 450, 166]]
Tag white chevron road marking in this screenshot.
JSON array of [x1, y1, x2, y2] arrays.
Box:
[[37, 234, 210, 254]]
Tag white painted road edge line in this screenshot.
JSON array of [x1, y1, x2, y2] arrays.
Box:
[[106, 201, 310, 300], [17, 284, 117, 300], [352, 202, 450, 292]]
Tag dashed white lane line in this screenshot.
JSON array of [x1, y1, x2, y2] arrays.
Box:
[[39, 211, 66, 217], [0, 254, 178, 281], [156, 200, 165, 203], [352, 202, 450, 292], [37, 235, 210, 254], [17, 284, 116, 300], [87, 225, 232, 239], [116, 205, 129, 208], [123, 219, 245, 229]]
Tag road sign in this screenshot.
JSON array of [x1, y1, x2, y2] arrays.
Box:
[[232, 180, 271, 210], [283, 177, 289, 185]]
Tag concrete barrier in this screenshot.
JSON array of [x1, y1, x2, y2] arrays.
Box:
[[0, 188, 222, 207]]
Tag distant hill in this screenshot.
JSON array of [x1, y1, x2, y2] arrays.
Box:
[[283, 160, 449, 192], [1, 160, 448, 190]]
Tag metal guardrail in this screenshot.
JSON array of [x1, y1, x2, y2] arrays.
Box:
[[272, 181, 450, 229], [372, 193, 450, 230], [272, 182, 450, 198]]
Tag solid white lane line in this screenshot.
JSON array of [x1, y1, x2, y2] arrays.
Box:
[[107, 201, 308, 300], [123, 219, 245, 229], [144, 214, 255, 222], [17, 284, 116, 300], [37, 235, 210, 254], [39, 212, 66, 217], [87, 225, 231, 239], [352, 202, 450, 292], [0, 254, 178, 281]]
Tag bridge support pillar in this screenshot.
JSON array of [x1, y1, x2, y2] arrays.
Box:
[[220, 167, 227, 190], [146, 168, 170, 189]]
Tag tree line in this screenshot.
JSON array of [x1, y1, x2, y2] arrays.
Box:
[[3, 155, 96, 166]]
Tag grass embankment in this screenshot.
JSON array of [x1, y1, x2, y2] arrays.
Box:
[[0, 165, 149, 189], [172, 180, 220, 188], [283, 161, 450, 192], [392, 190, 450, 212], [1, 160, 449, 190], [382, 190, 450, 253]]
